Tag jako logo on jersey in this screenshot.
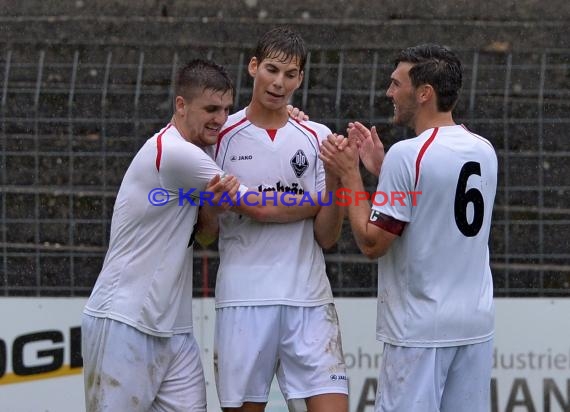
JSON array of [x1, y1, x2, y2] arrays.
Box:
[[230, 154, 253, 161], [290, 149, 309, 177], [330, 374, 348, 382]]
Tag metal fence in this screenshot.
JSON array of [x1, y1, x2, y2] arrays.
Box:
[[1, 43, 569, 297]]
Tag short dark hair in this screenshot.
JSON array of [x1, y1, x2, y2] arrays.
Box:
[[254, 27, 307, 72], [175, 59, 234, 101], [395, 44, 463, 112]]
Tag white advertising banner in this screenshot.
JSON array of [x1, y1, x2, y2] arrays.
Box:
[[1, 298, 569, 411]]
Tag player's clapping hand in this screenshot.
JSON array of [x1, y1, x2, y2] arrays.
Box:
[[347, 122, 384, 176], [287, 104, 309, 122], [319, 133, 359, 178]]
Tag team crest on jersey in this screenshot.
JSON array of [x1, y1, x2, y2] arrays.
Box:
[[290, 149, 309, 178]]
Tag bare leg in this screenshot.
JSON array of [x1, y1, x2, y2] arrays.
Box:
[[305, 393, 348, 412], [223, 402, 267, 412]]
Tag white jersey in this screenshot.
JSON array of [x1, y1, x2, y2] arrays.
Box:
[[371, 125, 497, 347], [212, 108, 333, 308], [84, 124, 225, 337]]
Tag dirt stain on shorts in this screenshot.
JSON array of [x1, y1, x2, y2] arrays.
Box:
[[324, 304, 345, 367]]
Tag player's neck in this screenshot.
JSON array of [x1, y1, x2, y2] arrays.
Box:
[[170, 114, 204, 147], [170, 114, 190, 142], [170, 114, 190, 141], [414, 111, 456, 136], [246, 100, 289, 130]]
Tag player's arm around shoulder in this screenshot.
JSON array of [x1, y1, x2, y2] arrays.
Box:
[[194, 174, 241, 247], [159, 139, 237, 247], [232, 191, 321, 223], [159, 138, 222, 191]]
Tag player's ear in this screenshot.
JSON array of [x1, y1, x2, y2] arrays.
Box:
[[175, 96, 186, 115], [297, 70, 304, 88], [248, 57, 259, 78], [416, 84, 433, 104]]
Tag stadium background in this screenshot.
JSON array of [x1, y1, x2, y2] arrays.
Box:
[[1, 0, 569, 297]]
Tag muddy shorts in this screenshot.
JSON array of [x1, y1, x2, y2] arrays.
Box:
[[214, 304, 348, 408], [81, 314, 206, 412], [376, 340, 493, 412]]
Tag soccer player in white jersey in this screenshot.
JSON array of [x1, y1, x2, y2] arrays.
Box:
[[81, 59, 320, 412], [211, 27, 348, 411], [320, 44, 498, 412]]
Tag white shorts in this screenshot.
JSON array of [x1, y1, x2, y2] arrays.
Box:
[[81, 314, 206, 412], [214, 304, 348, 408], [376, 340, 493, 412]]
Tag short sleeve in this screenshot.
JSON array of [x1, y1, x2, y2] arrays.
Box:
[[159, 140, 223, 193], [371, 142, 415, 223]]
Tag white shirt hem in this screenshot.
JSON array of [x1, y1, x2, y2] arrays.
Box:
[[376, 331, 494, 348], [215, 297, 334, 309], [83, 308, 193, 337]]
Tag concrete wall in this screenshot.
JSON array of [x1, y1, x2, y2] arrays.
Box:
[[1, 0, 568, 50], [1, 0, 568, 296]]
